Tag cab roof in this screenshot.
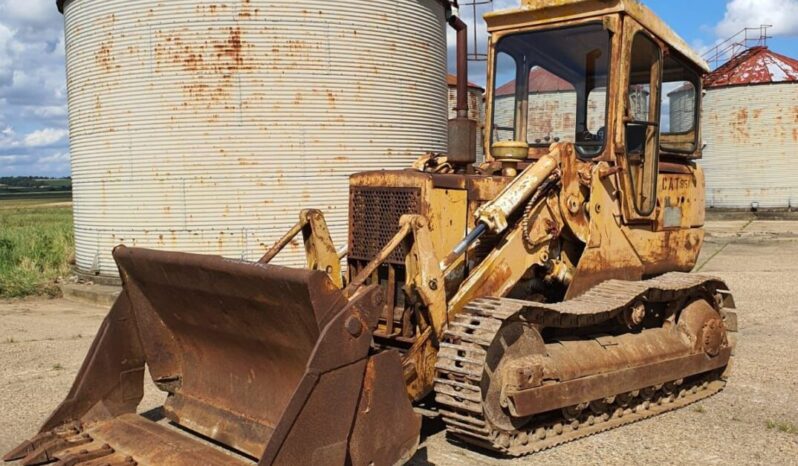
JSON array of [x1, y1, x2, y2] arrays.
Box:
[[485, 0, 710, 73]]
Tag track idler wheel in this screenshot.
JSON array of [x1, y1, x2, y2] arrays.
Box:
[[677, 299, 728, 357]]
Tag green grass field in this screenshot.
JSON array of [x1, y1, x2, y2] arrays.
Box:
[[0, 193, 74, 298]]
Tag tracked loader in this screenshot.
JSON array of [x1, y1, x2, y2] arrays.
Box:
[[6, 0, 738, 464]]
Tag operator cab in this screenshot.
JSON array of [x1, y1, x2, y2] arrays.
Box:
[[484, 0, 708, 219]]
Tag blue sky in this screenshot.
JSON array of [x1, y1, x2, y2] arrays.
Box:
[[1, 0, 797, 177], [644, 0, 798, 62], [453, 0, 798, 82]]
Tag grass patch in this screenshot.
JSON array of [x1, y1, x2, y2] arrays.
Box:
[[4, 337, 16, 344], [0, 191, 71, 206], [52, 363, 64, 370], [0, 200, 73, 298], [766, 420, 798, 435]]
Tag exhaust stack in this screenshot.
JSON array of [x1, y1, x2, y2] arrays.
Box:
[[447, 4, 477, 166]]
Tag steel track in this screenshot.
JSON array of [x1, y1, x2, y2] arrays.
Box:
[[433, 273, 730, 456]]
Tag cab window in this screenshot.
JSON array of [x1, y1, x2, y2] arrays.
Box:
[[491, 23, 611, 157], [625, 32, 661, 216], [660, 55, 700, 153]]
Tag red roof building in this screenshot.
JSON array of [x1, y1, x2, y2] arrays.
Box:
[[704, 46, 798, 89], [495, 67, 573, 96], [446, 74, 484, 90]]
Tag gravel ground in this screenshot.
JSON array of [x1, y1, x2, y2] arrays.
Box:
[[1, 220, 797, 465]]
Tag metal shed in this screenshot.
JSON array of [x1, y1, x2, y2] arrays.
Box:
[[701, 47, 798, 210], [59, 0, 449, 278], [667, 84, 695, 133]]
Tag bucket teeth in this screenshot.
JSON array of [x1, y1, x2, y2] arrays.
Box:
[[90, 457, 137, 466], [7, 426, 93, 466], [7, 430, 131, 466], [3, 432, 58, 461], [54, 443, 115, 466], [3, 423, 82, 462]]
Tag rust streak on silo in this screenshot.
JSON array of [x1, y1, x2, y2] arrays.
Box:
[[61, 0, 449, 278]]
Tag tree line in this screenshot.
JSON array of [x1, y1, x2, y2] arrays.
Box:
[[0, 177, 72, 191]]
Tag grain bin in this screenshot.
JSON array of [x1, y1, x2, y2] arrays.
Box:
[[667, 84, 695, 133], [701, 47, 798, 210], [58, 0, 449, 278], [447, 74, 485, 163]]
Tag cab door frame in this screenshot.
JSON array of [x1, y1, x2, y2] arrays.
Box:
[[615, 16, 664, 223]]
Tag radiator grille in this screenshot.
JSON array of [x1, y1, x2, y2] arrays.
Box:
[[349, 187, 422, 264]]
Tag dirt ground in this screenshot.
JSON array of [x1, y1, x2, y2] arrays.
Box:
[[2, 220, 797, 465]]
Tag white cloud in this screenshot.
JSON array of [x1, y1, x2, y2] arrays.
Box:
[[716, 0, 798, 38], [0, 151, 69, 176], [1, 0, 59, 27], [691, 39, 717, 57], [0, 154, 32, 164], [0, 125, 17, 146], [0, 124, 68, 150], [0, 0, 69, 176], [0, 23, 14, 85], [23, 127, 68, 147], [37, 150, 70, 164], [22, 105, 68, 119]]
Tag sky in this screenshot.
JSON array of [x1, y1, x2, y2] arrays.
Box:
[[0, 0, 797, 177]]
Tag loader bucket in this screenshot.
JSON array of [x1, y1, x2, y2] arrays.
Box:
[[5, 247, 420, 466]]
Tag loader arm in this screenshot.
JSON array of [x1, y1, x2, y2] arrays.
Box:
[[260, 209, 343, 288], [443, 145, 564, 315], [330, 146, 567, 400], [343, 145, 565, 335], [445, 198, 557, 316]]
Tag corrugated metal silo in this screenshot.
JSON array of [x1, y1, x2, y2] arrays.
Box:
[[59, 0, 449, 278], [446, 75, 485, 164], [667, 85, 695, 133], [701, 47, 798, 209]]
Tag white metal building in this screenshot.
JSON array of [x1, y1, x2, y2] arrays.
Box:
[[58, 0, 449, 278], [701, 47, 798, 209], [667, 84, 696, 133]]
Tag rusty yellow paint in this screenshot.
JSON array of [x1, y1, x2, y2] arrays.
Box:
[[428, 188, 468, 261], [401, 216, 448, 400], [257, 0, 714, 407], [259, 209, 342, 288], [403, 215, 448, 335], [447, 196, 557, 316], [488, 0, 709, 72], [566, 165, 645, 298], [558, 146, 591, 242], [475, 149, 560, 232]]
